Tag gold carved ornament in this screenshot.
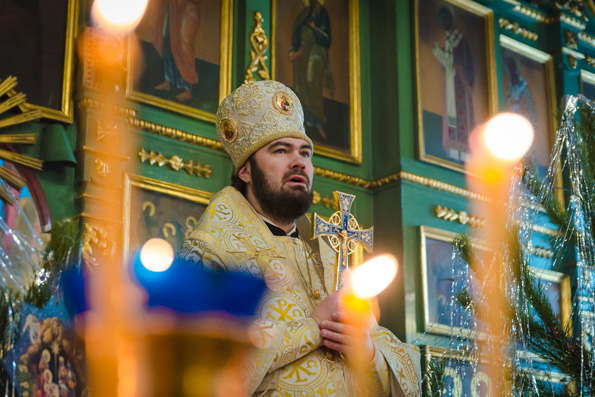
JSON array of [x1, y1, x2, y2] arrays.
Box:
[[434, 205, 486, 228], [138, 148, 212, 179], [579, 31, 595, 47], [499, 18, 538, 41], [0, 76, 44, 204], [245, 12, 271, 82], [312, 191, 338, 210]]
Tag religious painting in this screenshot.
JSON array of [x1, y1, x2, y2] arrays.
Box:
[[123, 175, 211, 262], [0, 0, 77, 122], [415, 0, 497, 172], [127, 0, 233, 122], [272, 0, 362, 163], [424, 346, 496, 396], [529, 267, 571, 330], [424, 346, 569, 395], [421, 226, 571, 338], [3, 295, 89, 397], [500, 35, 556, 175], [420, 226, 484, 337], [580, 69, 595, 101]]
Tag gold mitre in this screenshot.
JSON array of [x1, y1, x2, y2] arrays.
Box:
[[216, 80, 313, 171]]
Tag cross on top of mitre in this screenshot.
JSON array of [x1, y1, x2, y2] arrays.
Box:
[[311, 191, 374, 291]]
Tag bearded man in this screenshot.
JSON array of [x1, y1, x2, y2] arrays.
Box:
[[178, 80, 421, 396]]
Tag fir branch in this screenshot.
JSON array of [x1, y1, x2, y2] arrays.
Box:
[[453, 234, 474, 271], [425, 357, 446, 396], [522, 164, 572, 240]]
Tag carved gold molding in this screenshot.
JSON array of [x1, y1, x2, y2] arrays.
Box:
[[579, 31, 595, 47], [313, 168, 489, 201], [312, 191, 338, 210], [82, 222, 116, 266], [245, 12, 271, 82], [586, 55, 595, 66], [560, 14, 587, 30], [400, 172, 489, 202], [499, 18, 538, 41], [434, 205, 486, 228], [77, 97, 137, 118], [78, 98, 223, 150], [128, 118, 223, 150], [138, 148, 212, 179], [512, 4, 557, 24], [313, 167, 372, 188]]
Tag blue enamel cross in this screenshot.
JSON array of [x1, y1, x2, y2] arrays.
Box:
[[311, 191, 374, 292]]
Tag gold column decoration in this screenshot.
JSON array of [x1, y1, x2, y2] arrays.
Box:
[[138, 148, 212, 179], [565, 29, 579, 48], [586, 55, 595, 67], [81, 222, 117, 267], [499, 18, 538, 41], [245, 12, 271, 82]]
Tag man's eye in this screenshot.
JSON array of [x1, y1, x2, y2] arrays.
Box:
[[275, 149, 286, 153], [301, 151, 311, 158]]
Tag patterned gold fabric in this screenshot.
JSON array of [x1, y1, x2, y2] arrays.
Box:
[[216, 80, 314, 171], [178, 187, 421, 396]]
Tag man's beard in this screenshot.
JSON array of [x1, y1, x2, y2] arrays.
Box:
[[250, 158, 313, 225]]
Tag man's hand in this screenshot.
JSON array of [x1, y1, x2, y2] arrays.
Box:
[[319, 311, 376, 362], [310, 291, 341, 327]]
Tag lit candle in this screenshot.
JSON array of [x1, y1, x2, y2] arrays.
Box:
[[467, 113, 533, 393], [342, 255, 398, 393], [82, 2, 148, 395]]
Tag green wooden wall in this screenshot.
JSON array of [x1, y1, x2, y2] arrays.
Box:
[[3, 0, 595, 349]]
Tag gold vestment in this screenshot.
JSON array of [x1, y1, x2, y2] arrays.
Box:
[[178, 187, 421, 396]]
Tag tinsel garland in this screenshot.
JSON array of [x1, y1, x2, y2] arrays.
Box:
[[420, 95, 595, 396]]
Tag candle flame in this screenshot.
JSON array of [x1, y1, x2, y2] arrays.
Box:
[[483, 113, 534, 162], [351, 255, 398, 299], [140, 238, 174, 272], [92, 0, 148, 33]]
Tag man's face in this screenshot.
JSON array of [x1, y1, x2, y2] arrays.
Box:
[[242, 137, 314, 223]]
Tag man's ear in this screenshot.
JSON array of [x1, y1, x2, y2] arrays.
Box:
[[238, 161, 251, 184]]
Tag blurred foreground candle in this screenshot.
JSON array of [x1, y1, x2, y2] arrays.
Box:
[[81, 2, 148, 395], [467, 113, 533, 393], [343, 255, 398, 394]]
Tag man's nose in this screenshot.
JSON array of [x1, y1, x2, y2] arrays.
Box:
[[290, 153, 307, 169]]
